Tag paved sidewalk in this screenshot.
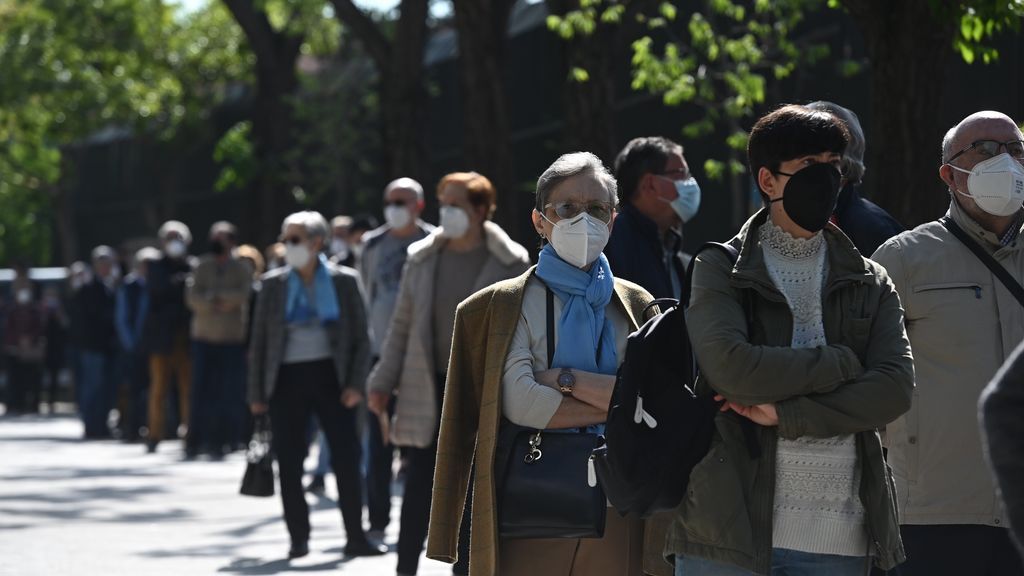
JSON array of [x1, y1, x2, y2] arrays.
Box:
[[0, 414, 454, 576]]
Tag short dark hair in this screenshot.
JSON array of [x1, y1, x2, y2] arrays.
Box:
[[613, 137, 684, 202], [747, 104, 850, 195]]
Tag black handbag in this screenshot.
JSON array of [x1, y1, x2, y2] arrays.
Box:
[[240, 414, 275, 497], [495, 282, 606, 539]]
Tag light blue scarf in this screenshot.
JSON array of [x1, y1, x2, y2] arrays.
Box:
[[535, 244, 617, 376], [285, 254, 340, 325]]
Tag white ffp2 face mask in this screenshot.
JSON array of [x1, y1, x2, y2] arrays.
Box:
[[950, 153, 1024, 217], [285, 243, 312, 269], [439, 206, 471, 239], [542, 212, 610, 268], [384, 205, 412, 229]]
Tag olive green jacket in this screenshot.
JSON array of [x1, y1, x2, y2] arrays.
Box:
[[666, 209, 915, 575]]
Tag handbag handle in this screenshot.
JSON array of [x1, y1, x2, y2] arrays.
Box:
[[940, 216, 1024, 307]]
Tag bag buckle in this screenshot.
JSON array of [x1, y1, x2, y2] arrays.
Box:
[[525, 431, 543, 464]]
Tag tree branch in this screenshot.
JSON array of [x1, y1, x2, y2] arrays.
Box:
[[329, 0, 391, 68]]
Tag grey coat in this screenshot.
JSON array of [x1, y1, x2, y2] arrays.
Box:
[[248, 262, 371, 403]]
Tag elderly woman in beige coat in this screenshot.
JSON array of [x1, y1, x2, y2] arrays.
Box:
[[367, 172, 531, 576]]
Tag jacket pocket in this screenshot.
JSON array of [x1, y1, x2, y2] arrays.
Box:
[[903, 390, 920, 485], [912, 282, 983, 299], [680, 441, 753, 552]]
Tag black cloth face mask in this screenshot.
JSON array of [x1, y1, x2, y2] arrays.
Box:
[[769, 163, 843, 233]]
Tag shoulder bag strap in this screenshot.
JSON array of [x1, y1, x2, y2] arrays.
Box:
[[941, 216, 1024, 307]]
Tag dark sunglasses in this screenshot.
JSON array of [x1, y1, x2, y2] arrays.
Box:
[[543, 201, 615, 223], [947, 139, 1024, 164], [281, 236, 305, 246], [384, 199, 408, 207]]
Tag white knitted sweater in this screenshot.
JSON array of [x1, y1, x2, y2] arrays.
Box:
[[759, 222, 867, 557]]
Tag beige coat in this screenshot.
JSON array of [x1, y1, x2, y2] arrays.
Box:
[[366, 221, 531, 448], [186, 254, 252, 344], [426, 267, 671, 576], [872, 199, 1024, 527]]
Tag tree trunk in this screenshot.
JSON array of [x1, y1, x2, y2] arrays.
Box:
[[451, 0, 524, 238], [545, 0, 619, 165], [222, 0, 303, 247], [331, 0, 431, 182], [842, 0, 958, 227]]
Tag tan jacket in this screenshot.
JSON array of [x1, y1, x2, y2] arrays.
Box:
[[872, 199, 1024, 527], [366, 221, 531, 448], [186, 254, 251, 344], [426, 267, 672, 576]]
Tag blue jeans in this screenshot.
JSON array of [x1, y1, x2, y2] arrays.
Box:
[[79, 350, 117, 437], [188, 342, 245, 452], [676, 549, 869, 576]]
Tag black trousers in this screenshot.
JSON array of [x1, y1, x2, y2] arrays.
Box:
[[396, 372, 470, 575], [365, 393, 395, 532], [894, 524, 1024, 576], [270, 359, 368, 547]]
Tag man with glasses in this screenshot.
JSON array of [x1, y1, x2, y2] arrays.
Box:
[[355, 177, 434, 543], [872, 111, 1024, 576], [607, 137, 700, 299]]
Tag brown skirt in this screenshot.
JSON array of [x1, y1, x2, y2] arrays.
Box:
[[498, 509, 645, 576]]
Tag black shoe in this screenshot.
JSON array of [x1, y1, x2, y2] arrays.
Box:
[[145, 441, 158, 454], [287, 542, 309, 559], [343, 540, 387, 557], [305, 475, 325, 494]]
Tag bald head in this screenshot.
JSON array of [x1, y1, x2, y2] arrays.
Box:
[[384, 177, 424, 201], [942, 111, 1022, 163]]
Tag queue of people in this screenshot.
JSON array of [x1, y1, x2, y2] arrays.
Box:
[[3, 102, 1023, 576]]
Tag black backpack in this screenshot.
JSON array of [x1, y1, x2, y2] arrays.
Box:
[[591, 242, 753, 518]]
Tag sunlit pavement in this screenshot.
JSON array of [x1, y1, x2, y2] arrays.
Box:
[[0, 412, 453, 575]]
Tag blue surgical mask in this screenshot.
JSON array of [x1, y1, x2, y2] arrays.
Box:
[[659, 177, 701, 223]]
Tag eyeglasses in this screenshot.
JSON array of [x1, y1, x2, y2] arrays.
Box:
[[947, 139, 1024, 164], [281, 236, 305, 246], [384, 199, 408, 207], [658, 169, 690, 180], [543, 201, 615, 223]]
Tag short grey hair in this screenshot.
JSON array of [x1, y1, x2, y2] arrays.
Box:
[[942, 125, 958, 163], [135, 246, 162, 263], [535, 152, 618, 211], [281, 210, 330, 242], [384, 177, 424, 201], [158, 220, 192, 245], [91, 245, 116, 263], [807, 101, 866, 184]]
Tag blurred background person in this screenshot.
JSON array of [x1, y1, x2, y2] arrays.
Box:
[[76, 246, 120, 438], [185, 221, 251, 459], [4, 273, 45, 415], [66, 260, 92, 409], [115, 247, 161, 442], [248, 211, 385, 560], [608, 136, 698, 299], [329, 215, 355, 266], [143, 220, 194, 453], [806, 100, 903, 256], [264, 242, 286, 271], [42, 285, 69, 414], [357, 177, 434, 541], [367, 172, 530, 576]]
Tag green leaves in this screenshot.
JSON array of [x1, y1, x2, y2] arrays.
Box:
[[953, 2, 1022, 65]]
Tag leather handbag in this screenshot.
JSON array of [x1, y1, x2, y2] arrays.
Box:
[[495, 282, 606, 539], [240, 414, 275, 497]]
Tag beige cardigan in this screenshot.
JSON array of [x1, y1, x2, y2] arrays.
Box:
[[366, 221, 531, 448]]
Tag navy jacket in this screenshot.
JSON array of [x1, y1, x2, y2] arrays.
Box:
[[76, 278, 118, 354], [141, 255, 193, 354], [834, 184, 904, 257], [606, 203, 690, 300]]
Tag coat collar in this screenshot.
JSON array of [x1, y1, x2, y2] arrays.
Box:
[[407, 221, 530, 266], [947, 196, 1024, 250], [730, 208, 873, 296]]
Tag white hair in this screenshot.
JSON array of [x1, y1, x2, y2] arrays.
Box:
[[135, 247, 162, 263], [535, 152, 618, 210], [281, 210, 330, 242], [384, 177, 424, 201], [158, 220, 192, 245], [807, 101, 866, 184]]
